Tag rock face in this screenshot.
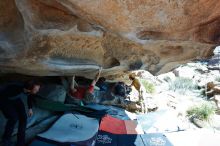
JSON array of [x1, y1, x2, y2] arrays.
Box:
[[0, 0, 219, 77]]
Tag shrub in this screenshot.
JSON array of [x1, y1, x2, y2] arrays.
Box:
[[141, 79, 155, 93], [187, 102, 215, 121], [169, 77, 198, 94]]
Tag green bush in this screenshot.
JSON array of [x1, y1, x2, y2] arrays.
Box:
[[187, 102, 215, 121], [169, 77, 198, 94], [141, 80, 155, 93]]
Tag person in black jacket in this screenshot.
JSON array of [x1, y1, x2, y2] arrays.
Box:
[[0, 80, 41, 146]]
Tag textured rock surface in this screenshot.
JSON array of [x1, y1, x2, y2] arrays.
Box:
[[0, 0, 219, 77]]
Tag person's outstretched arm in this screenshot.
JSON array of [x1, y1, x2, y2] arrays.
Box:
[[70, 76, 78, 90], [91, 67, 102, 86]]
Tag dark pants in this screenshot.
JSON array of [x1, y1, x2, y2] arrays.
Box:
[[0, 98, 27, 146]]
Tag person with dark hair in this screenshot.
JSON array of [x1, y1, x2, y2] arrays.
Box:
[[0, 80, 41, 146]]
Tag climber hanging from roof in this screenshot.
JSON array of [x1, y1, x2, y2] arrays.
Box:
[[69, 67, 102, 105]]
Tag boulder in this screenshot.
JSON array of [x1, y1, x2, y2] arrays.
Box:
[[145, 98, 158, 112], [214, 95, 220, 109], [0, 0, 216, 77], [125, 101, 142, 113], [206, 82, 220, 97], [211, 115, 220, 130], [192, 118, 211, 128], [157, 72, 176, 83], [37, 84, 67, 103], [213, 86, 220, 94], [173, 65, 197, 79], [207, 82, 216, 91]]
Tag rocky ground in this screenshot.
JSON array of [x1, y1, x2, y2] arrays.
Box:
[[121, 58, 220, 132]]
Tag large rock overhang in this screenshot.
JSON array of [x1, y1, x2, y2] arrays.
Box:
[[0, 0, 219, 78]]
